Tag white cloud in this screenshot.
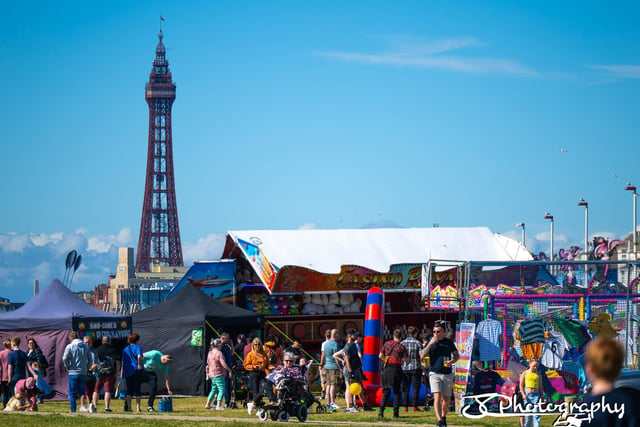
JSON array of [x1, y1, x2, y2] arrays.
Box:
[[0, 233, 32, 252], [117, 228, 134, 244], [315, 36, 538, 76], [87, 227, 134, 253], [0, 228, 131, 302], [51, 232, 89, 256], [589, 65, 640, 79], [182, 233, 226, 263], [534, 230, 569, 245], [30, 232, 62, 247]]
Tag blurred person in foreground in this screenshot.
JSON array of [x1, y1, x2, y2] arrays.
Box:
[[577, 337, 640, 427]]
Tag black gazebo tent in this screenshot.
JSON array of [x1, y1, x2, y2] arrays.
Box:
[[132, 283, 263, 395]]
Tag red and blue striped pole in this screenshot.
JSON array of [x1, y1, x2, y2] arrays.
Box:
[[362, 286, 384, 404]]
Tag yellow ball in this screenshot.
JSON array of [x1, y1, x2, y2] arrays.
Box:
[[349, 382, 362, 395]]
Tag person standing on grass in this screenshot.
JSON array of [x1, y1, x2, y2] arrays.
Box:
[[205, 339, 230, 410], [378, 328, 409, 419], [26, 338, 47, 378], [244, 337, 268, 415], [318, 329, 331, 400], [321, 329, 341, 411], [93, 336, 120, 413], [334, 328, 368, 413], [142, 350, 173, 412], [519, 359, 544, 427], [7, 337, 30, 402], [121, 332, 144, 412], [422, 323, 459, 427], [62, 331, 91, 413], [1, 339, 11, 408], [220, 332, 234, 408], [401, 326, 423, 413], [80, 335, 99, 412]]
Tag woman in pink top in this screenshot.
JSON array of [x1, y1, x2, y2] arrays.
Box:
[[205, 339, 230, 410]]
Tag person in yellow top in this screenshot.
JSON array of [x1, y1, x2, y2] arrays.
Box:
[[244, 338, 268, 415], [519, 359, 543, 427]]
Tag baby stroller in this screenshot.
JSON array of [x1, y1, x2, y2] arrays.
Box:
[[231, 366, 252, 409], [256, 377, 309, 422]]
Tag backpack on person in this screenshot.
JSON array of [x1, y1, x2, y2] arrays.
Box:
[[98, 355, 115, 375]]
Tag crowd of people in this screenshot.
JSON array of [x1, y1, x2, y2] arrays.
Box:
[[0, 331, 174, 413], [0, 336, 49, 412], [3, 324, 639, 426], [0, 325, 459, 419]]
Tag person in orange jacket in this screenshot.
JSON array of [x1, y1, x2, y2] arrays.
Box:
[[244, 338, 268, 415]]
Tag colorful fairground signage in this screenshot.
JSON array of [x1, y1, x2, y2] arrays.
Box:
[[461, 393, 625, 426]]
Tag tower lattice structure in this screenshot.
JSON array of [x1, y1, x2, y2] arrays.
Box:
[[136, 30, 183, 272]]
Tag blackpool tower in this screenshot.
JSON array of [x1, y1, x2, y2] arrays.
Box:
[[136, 30, 183, 272]]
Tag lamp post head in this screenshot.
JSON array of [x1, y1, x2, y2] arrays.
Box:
[[625, 182, 637, 193], [544, 212, 554, 220], [516, 223, 525, 228], [578, 198, 588, 207]]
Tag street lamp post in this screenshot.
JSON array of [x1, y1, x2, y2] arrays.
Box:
[[516, 223, 526, 248], [625, 183, 637, 257], [577, 199, 589, 255], [578, 198, 589, 288], [544, 212, 554, 262], [545, 212, 554, 276], [624, 183, 637, 369]]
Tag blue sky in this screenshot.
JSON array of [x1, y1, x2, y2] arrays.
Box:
[[2, 1, 640, 302]]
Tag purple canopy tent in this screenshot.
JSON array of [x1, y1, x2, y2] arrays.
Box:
[[0, 279, 131, 399]]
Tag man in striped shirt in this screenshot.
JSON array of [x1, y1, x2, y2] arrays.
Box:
[[401, 326, 423, 412]]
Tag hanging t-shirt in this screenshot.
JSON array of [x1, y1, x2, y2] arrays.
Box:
[[552, 316, 589, 348], [476, 318, 502, 362], [541, 331, 570, 369], [518, 318, 546, 344]]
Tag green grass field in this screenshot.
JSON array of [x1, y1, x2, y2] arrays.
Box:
[[0, 395, 559, 426]]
